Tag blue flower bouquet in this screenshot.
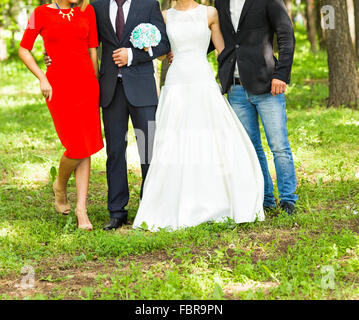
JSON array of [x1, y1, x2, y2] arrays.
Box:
[[130, 23, 161, 57]]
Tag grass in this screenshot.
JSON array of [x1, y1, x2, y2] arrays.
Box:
[[0, 28, 358, 300]]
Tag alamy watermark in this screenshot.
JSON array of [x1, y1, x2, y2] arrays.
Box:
[[18, 265, 35, 290], [321, 5, 335, 30], [321, 265, 335, 290], [124, 122, 241, 176]]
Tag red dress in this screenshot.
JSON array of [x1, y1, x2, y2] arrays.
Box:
[[20, 4, 103, 159]]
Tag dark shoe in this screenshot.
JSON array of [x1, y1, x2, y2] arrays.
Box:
[[279, 201, 296, 216], [264, 206, 276, 212], [264, 206, 278, 216], [103, 216, 128, 231]]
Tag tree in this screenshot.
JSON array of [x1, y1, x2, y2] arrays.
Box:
[[306, 0, 318, 52], [0, 0, 23, 59], [0, 0, 12, 60], [315, 0, 326, 49], [323, 0, 359, 108], [347, 0, 355, 46], [284, 0, 293, 21], [354, 0, 359, 57]]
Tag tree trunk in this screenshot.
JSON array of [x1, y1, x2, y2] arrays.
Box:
[[160, 0, 171, 87], [284, 0, 293, 22], [347, 0, 356, 45], [306, 0, 318, 52], [324, 0, 359, 108], [316, 0, 326, 49], [354, 0, 359, 57], [0, 27, 7, 61], [11, 30, 15, 49]]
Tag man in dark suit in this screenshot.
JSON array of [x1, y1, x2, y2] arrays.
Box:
[[88, 0, 170, 230], [45, 0, 169, 230], [215, 0, 298, 215]]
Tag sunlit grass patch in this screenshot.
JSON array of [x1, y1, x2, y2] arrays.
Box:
[[1, 28, 359, 299]]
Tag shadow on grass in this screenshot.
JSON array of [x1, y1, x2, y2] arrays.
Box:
[[1, 170, 358, 275]]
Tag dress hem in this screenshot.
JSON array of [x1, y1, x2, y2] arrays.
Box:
[[64, 142, 104, 159]]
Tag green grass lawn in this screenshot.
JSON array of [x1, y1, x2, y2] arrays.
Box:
[[0, 30, 359, 300]]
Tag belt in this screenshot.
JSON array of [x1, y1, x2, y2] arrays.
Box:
[[234, 77, 242, 86]]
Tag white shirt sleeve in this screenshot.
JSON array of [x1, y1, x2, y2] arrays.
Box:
[[127, 48, 133, 66]]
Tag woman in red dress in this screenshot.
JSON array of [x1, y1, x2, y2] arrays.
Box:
[[19, 0, 104, 230]]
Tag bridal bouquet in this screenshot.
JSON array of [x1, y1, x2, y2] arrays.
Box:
[[130, 23, 161, 57]]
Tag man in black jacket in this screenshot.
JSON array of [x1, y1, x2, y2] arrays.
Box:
[[46, 0, 169, 230], [90, 0, 170, 230], [215, 0, 297, 214]]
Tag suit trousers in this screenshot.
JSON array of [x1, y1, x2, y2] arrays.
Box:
[[102, 78, 157, 218]]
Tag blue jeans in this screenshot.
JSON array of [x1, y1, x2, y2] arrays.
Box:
[[227, 85, 298, 207]]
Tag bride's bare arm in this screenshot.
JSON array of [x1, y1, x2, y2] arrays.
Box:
[[208, 6, 225, 55]]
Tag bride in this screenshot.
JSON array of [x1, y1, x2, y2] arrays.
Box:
[[133, 0, 265, 231]]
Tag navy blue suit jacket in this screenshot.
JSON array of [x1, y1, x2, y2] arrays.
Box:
[[92, 0, 170, 107]]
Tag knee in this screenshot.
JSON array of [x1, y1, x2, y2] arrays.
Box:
[[271, 142, 292, 159], [267, 131, 291, 153], [107, 147, 127, 162]]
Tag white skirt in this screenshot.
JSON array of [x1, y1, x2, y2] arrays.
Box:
[[133, 80, 265, 232]]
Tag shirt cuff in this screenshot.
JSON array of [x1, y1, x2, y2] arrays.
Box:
[[127, 48, 133, 67]]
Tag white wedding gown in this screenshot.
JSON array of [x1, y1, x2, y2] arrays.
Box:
[[133, 5, 264, 231]]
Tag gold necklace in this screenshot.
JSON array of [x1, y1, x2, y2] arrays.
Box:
[[55, 1, 75, 21]]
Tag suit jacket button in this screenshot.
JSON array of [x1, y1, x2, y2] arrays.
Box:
[[235, 44, 240, 49]]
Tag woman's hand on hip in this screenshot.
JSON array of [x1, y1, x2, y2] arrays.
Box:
[[43, 51, 52, 68]]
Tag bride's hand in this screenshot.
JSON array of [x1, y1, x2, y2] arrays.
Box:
[[167, 51, 174, 65], [39, 77, 53, 101]]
